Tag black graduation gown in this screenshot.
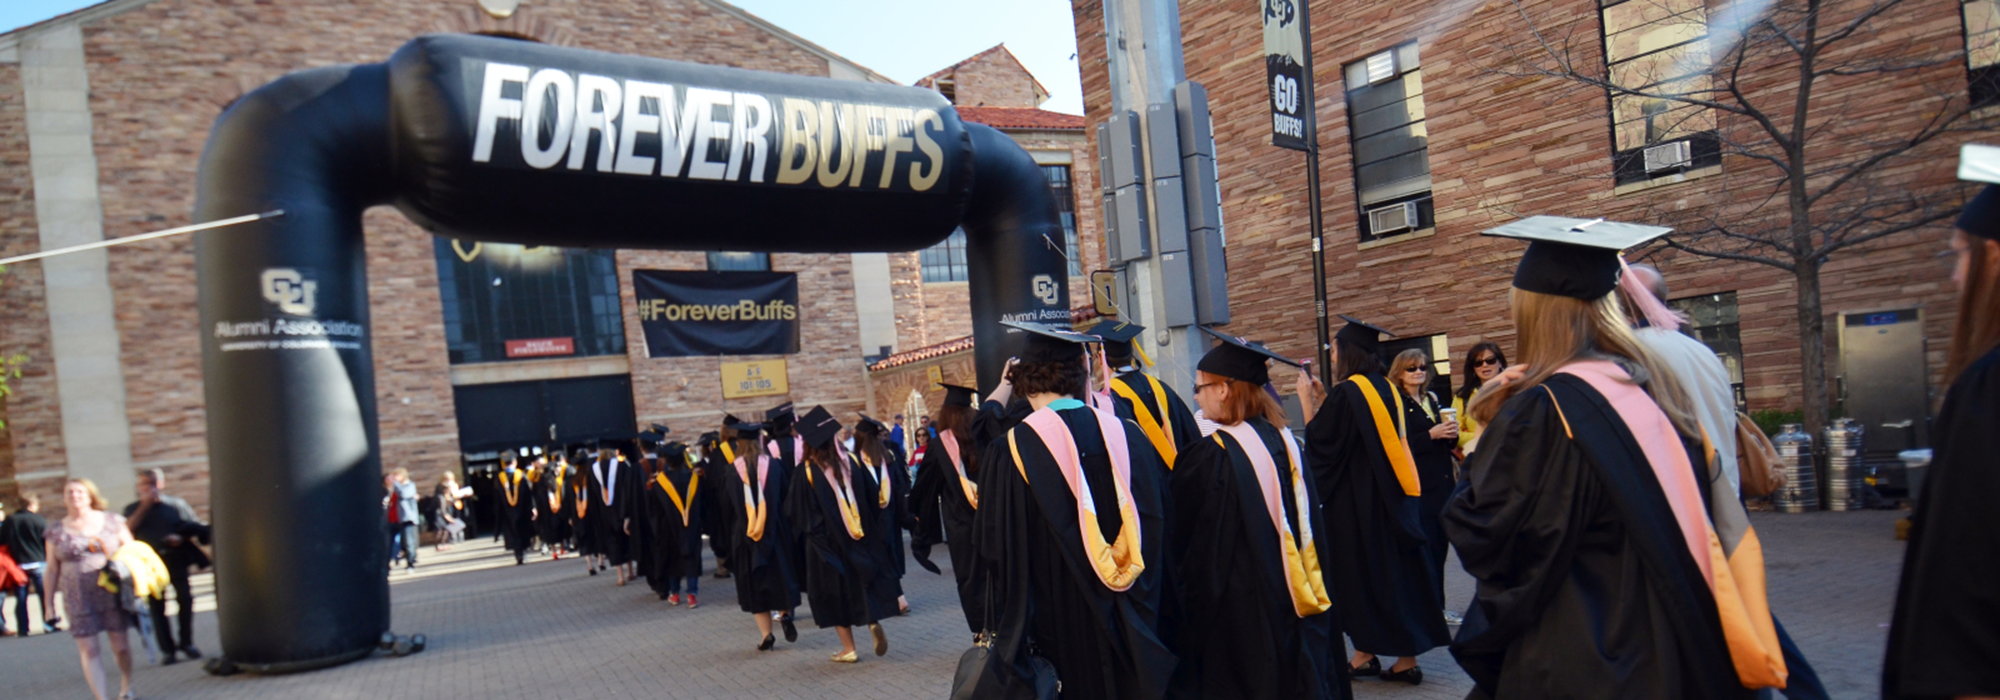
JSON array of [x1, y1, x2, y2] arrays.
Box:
[[857, 448, 913, 582], [1110, 371, 1203, 463], [1400, 390, 1458, 596], [1443, 374, 1751, 700], [468, 470, 497, 538], [909, 431, 985, 633], [974, 404, 1177, 700], [535, 471, 571, 548], [588, 459, 642, 565], [788, 457, 899, 628], [715, 455, 801, 614], [495, 469, 536, 553], [697, 453, 732, 567], [566, 478, 597, 556], [646, 468, 704, 589], [766, 437, 812, 593], [1885, 346, 2000, 699], [1304, 373, 1450, 657], [1167, 418, 1346, 700]]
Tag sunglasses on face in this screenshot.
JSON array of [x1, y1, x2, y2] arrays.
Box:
[[1473, 357, 1501, 367], [1404, 367, 1426, 374]]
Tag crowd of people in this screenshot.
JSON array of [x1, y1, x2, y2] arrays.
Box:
[[8, 196, 2000, 700]]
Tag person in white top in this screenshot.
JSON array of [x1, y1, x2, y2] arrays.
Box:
[[1619, 263, 1743, 496]]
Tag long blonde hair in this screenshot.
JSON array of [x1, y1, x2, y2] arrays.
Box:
[[1468, 288, 1699, 438], [1387, 349, 1431, 401]]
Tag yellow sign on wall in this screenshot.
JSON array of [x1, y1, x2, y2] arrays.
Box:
[[721, 359, 789, 399]]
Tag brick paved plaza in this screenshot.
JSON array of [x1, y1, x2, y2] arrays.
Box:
[[0, 509, 1903, 699]]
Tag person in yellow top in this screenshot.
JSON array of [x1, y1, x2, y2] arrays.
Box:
[[1450, 342, 1509, 454]]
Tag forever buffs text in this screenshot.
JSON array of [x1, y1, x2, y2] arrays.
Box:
[[471, 61, 951, 192]]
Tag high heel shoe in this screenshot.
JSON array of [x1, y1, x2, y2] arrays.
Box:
[[781, 616, 798, 642], [757, 634, 775, 651], [1350, 657, 1381, 677], [1382, 664, 1424, 685]]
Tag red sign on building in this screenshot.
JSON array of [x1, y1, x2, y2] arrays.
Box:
[[504, 337, 574, 359]]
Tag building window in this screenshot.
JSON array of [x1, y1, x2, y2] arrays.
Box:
[[1965, 0, 2000, 107], [1042, 164, 1083, 276], [1669, 291, 1748, 411], [1600, 0, 1723, 185], [707, 252, 770, 271], [1343, 42, 1433, 242], [921, 229, 969, 282], [433, 240, 626, 365]]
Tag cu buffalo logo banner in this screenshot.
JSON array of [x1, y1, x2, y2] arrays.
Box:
[[634, 269, 800, 357]]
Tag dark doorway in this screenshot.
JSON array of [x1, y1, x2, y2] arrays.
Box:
[[452, 374, 638, 453]]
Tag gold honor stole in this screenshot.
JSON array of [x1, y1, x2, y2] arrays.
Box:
[[1213, 422, 1332, 617], [1111, 373, 1179, 469], [733, 456, 772, 542], [858, 450, 893, 508], [1007, 406, 1145, 592], [501, 470, 523, 506], [720, 441, 738, 465], [1556, 362, 1789, 689], [1347, 375, 1422, 496], [805, 458, 868, 540], [938, 429, 978, 509], [572, 482, 588, 518], [655, 472, 699, 527]]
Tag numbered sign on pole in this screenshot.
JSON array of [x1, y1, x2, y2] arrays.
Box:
[[1263, 0, 1312, 152]]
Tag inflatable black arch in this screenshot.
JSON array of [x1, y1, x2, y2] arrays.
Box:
[[191, 34, 1068, 671]]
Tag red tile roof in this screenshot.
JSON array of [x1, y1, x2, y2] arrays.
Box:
[[866, 306, 1107, 372], [953, 106, 1086, 131]]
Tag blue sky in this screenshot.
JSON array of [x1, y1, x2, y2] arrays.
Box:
[[2, 0, 1086, 114]]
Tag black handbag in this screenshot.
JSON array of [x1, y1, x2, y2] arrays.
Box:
[[949, 580, 1058, 700]]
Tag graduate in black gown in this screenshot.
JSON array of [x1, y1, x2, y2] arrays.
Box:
[[646, 440, 705, 607], [588, 443, 643, 585], [909, 383, 987, 634], [1445, 216, 1818, 700], [694, 431, 732, 579], [853, 414, 913, 615], [786, 406, 899, 663], [715, 418, 801, 650], [1884, 184, 2000, 700], [1090, 321, 1203, 470], [973, 320, 1176, 700], [1168, 329, 1346, 700], [494, 452, 537, 565], [566, 450, 600, 574], [1298, 315, 1449, 683], [532, 453, 571, 560]]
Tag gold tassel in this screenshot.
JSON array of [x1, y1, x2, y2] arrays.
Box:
[[1131, 343, 1153, 368]]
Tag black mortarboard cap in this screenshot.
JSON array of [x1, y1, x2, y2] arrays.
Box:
[[855, 414, 886, 436], [697, 431, 720, 447], [1086, 320, 1145, 357], [938, 383, 978, 408], [765, 402, 796, 427], [659, 442, 688, 461], [1333, 315, 1395, 356], [723, 418, 764, 441], [799, 405, 842, 449], [1196, 326, 1300, 386], [1002, 320, 1100, 364], [1958, 185, 2000, 241], [651, 423, 670, 436], [1480, 215, 1672, 300]]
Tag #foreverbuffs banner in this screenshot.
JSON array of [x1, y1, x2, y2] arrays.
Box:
[[634, 270, 799, 357]]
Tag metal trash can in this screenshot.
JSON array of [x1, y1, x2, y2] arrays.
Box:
[[1772, 424, 1818, 513], [1898, 448, 1932, 504], [1824, 418, 1865, 511]]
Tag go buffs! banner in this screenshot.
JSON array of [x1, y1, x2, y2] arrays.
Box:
[[634, 270, 799, 357]]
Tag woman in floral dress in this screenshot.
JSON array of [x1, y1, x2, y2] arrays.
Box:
[[44, 478, 138, 700]]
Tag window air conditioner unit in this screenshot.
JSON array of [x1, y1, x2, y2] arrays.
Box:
[[1643, 140, 1692, 172], [1367, 201, 1419, 235]]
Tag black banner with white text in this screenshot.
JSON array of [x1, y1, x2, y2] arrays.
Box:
[[633, 270, 799, 357], [1263, 0, 1312, 152]]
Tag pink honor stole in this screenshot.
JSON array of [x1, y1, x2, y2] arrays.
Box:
[[1214, 422, 1333, 617], [733, 455, 772, 542], [1017, 405, 1145, 592], [766, 436, 804, 464], [939, 429, 978, 509], [1558, 360, 1788, 687]]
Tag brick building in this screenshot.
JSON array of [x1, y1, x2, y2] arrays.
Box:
[[1069, 0, 1995, 448], [0, 0, 1105, 515]]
